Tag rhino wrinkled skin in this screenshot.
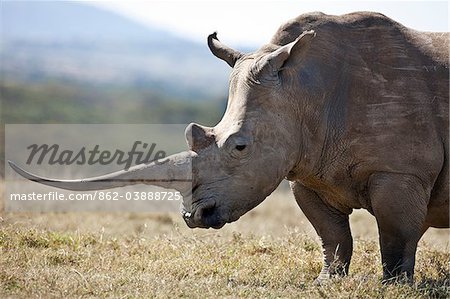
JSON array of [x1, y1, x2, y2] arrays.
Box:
[[9, 12, 449, 283]]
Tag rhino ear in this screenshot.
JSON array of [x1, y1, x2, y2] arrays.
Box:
[[208, 32, 244, 67], [252, 30, 316, 83]]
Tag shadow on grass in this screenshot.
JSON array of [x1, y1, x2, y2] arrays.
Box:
[[417, 273, 450, 299]]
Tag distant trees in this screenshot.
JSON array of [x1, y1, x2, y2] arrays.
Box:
[[0, 80, 226, 176]]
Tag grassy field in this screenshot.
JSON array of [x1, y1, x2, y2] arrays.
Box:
[[0, 182, 449, 298]]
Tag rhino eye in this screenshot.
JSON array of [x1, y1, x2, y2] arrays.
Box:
[[235, 144, 246, 151]]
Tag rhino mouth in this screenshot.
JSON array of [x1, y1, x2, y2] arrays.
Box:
[[181, 199, 226, 229]]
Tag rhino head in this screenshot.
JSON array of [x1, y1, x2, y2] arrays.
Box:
[[9, 31, 316, 229]]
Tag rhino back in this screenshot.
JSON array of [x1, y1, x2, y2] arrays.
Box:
[[272, 11, 448, 66], [272, 12, 448, 212]]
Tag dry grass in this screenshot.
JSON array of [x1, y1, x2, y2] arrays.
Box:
[[0, 182, 449, 298]]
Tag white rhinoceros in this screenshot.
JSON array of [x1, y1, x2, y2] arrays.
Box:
[[10, 12, 449, 283]]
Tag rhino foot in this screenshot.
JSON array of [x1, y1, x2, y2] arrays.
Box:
[[369, 172, 428, 285], [381, 272, 413, 286]]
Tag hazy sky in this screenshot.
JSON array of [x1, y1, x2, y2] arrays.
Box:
[[92, 0, 448, 47]]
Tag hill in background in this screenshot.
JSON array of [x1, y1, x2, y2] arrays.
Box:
[[1, 1, 248, 175], [1, 1, 236, 100]]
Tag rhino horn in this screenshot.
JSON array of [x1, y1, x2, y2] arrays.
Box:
[[207, 32, 243, 67], [8, 151, 194, 193], [185, 122, 215, 152]]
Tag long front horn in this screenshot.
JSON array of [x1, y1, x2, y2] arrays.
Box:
[[8, 151, 194, 193], [207, 32, 243, 67]]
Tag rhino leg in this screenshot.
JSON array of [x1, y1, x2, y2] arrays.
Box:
[[368, 172, 429, 284], [291, 182, 353, 282]]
